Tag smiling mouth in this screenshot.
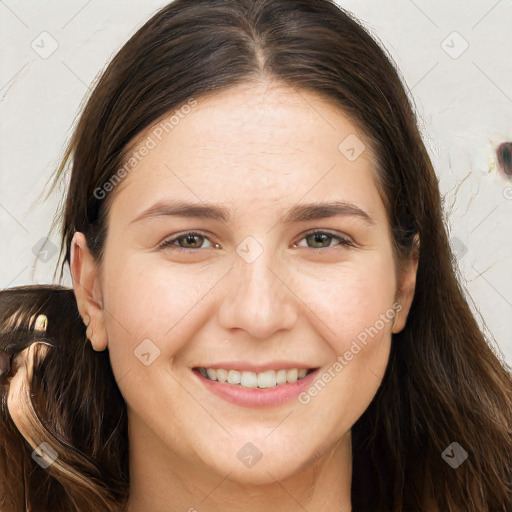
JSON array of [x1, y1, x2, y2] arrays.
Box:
[[195, 367, 316, 389]]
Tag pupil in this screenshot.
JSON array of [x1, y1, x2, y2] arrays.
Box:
[[312, 234, 328, 247], [185, 235, 200, 248]]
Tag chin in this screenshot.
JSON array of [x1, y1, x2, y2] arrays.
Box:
[[191, 441, 306, 486]]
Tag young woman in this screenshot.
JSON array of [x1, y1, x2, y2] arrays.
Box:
[[1, 1, 510, 511]]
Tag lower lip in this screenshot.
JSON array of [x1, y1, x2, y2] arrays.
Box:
[[193, 369, 319, 408]]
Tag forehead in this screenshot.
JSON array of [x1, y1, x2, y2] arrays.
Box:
[[161, 82, 370, 158], [109, 82, 385, 225]]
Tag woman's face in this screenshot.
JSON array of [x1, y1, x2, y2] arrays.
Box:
[[73, 82, 417, 485]]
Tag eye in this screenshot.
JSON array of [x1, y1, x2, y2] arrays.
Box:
[[158, 231, 215, 252], [293, 230, 355, 251]]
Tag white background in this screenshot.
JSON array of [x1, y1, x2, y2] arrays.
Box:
[[0, 0, 511, 364]]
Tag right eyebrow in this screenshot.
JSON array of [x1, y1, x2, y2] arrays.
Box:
[[130, 200, 231, 225]]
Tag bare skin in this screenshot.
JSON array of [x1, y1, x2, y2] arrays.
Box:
[[71, 80, 418, 512]]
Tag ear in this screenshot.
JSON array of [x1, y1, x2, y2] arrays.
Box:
[[70, 232, 108, 351], [392, 235, 420, 334]]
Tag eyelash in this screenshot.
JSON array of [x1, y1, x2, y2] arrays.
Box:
[[158, 230, 355, 253]]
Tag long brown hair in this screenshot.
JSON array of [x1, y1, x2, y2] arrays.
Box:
[[1, 1, 510, 510]]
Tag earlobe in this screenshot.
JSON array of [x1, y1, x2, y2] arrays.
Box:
[[70, 232, 108, 351], [392, 236, 420, 334], [391, 298, 402, 333]]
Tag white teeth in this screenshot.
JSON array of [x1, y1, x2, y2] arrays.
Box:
[[199, 367, 311, 389], [216, 369, 228, 383], [240, 371, 258, 388], [276, 369, 287, 385], [206, 368, 217, 381], [286, 368, 298, 382], [227, 369, 241, 384], [257, 370, 276, 389]]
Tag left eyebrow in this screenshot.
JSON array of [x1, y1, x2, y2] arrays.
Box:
[[282, 201, 376, 226], [129, 199, 376, 226]]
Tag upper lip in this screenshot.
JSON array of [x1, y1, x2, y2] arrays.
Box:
[[193, 361, 319, 372]]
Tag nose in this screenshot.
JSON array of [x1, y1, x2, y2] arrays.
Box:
[[217, 243, 298, 340]]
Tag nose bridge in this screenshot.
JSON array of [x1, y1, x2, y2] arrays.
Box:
[[219, 235, 297, 338]]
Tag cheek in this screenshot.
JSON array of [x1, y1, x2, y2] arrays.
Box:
[[99, 252, 221, 372], [295, 263, 396, 424], [98, 262, 201, 424], [292, 255, 397, 355]]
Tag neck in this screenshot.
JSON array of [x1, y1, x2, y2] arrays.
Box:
[[125, 413, 353, 512]]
